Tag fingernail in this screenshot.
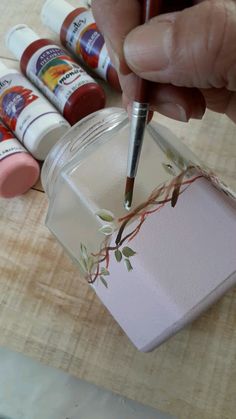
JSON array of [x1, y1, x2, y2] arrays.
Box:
[[155, 103, 189, 122], [124, 20, 171, 73], [104, 37, 120, 71], [105, 37, 131, 76]]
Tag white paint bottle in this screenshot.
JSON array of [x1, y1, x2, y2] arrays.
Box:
[[0, 60, 70, 160]]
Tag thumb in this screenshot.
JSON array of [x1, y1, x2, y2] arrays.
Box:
[[124, 0, 236, 90]]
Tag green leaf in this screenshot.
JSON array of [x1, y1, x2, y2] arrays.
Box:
[[122, 246, 136, 258], [115, 249, 122, 262], [171, 185, 180, 208], [100, 276, 108, 288], [124, 258, 133, 272], [96, 209, 115, 222], [162, 163, 176, 176], [171, 172, 185, 208], [79, 257, 88, 273], [166, 148, 175, 161], [86, 256, 94, 272], [187, 166, 197, 177], [101, 267, 110, 276], [80, 243, 88, 259], [99, 224, 114, 235], [178, 156, 185, 169]]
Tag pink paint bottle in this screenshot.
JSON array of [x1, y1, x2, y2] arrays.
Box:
[[6, 25, 106, 126], [41, 0, 121, 92], [0, 121, 39, 198]]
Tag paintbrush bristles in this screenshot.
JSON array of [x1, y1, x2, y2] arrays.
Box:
[[124, 177, 135, 211]]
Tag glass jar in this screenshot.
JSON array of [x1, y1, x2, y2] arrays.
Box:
[[42, 107, 236, 352]]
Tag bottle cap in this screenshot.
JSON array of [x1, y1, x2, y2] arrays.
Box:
[[0, 122, 40, 198], [0, 59, 8, 72], [6, 24, 40, 61], [41, 0, 74, 35], [0, 149, 40, 198]]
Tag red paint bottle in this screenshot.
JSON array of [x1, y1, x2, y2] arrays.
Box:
[[41, 0, 121, 92], [6, 25, 106, 126]]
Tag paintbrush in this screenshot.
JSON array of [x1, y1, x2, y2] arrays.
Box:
[[124, 0, 162, 210], [124, 0, 195, 210]]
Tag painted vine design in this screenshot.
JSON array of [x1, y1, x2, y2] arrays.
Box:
[[78, 166, 203, 288]]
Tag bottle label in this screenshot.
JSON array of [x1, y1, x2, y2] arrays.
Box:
[[65, 11, 112, 81], [26, 45, 96, 113], [0, 124, 26, 161], [0, 72, 60, 145]]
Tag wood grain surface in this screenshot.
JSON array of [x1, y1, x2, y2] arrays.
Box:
[[0, 1, 236, 419]]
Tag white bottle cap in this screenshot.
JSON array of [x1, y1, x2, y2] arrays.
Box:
[[6, 24, 40, 61], [41, 0, 75, 35], [0, 59, 8, 72]]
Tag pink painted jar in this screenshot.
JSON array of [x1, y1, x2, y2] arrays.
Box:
[[41, 108, 236, 351]]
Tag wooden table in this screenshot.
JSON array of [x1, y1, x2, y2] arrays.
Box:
[[0, 1, 236, 418]]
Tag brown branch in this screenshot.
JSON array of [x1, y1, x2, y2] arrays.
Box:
[[87, 168, 203, 284], [128, 216, 146, 242]]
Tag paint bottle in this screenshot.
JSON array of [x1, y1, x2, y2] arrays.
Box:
[[6, 25, 106, 126], [0, 121, 39, 198], [41, 0, 121, 92], [0, 60, 70, 160]]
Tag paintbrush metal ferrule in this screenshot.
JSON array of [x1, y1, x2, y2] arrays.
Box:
[[127, 101, 149, 179], [124, 101, 149, 210]]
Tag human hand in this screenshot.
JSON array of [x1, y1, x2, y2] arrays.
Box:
[[92, 0, 236, 123]]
